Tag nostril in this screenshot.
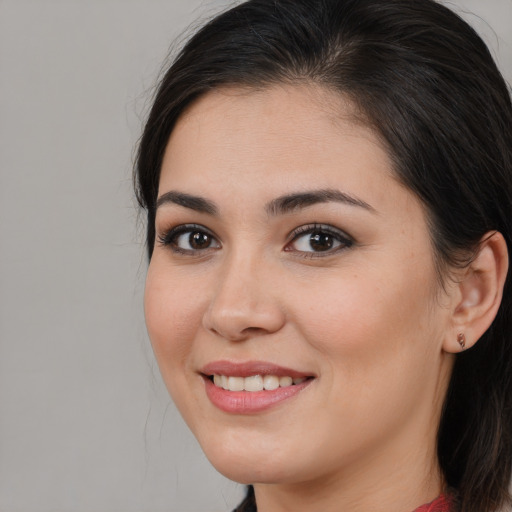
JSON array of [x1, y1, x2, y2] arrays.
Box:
[[242, 326, 267, 335]]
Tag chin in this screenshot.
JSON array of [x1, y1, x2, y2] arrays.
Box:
[[194, 428, 299, 484], [210, 461, 277, 485], [207, 456, 297, 485], [195, 423, 337, 487]]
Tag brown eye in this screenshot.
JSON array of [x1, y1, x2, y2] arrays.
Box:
[[158, 224, 221, 253], [189, 231, 212, 249], [309, 232, 335, 252], [287, 224, 353, 255]]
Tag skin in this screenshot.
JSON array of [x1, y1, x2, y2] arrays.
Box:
[[144, 84, 462, 512]]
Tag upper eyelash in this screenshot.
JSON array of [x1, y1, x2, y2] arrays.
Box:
[[287, 223, 354, 254], [289, 223, 350, 240], [156, 222, 354, 255], [157, 224, 219, 251]]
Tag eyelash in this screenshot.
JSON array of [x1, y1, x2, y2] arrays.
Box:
[[157, 223, 354, 257], [285, 223, 354, 258], [157, 224, 220, 255]]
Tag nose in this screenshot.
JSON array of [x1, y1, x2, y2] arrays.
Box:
[[202, 253, 286, 341]]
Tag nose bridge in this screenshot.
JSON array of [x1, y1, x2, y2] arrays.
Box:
[[202, 245, 284, 340]]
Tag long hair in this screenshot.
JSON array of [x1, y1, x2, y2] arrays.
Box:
[[134, 1, 512, 510]]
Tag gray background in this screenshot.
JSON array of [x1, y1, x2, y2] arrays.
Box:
[[0, 1, 510, 511]]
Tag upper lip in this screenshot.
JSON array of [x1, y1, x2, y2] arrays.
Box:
[[200, 360, 314, 379]]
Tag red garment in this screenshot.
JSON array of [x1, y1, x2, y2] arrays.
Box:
[[233, 488, 454, 512], [414, 494, 452, 511]]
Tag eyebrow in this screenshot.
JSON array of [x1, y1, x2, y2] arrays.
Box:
[[156, 191, 218, 215], [155, 188, 376, 216], [265, 189, 376, 216]]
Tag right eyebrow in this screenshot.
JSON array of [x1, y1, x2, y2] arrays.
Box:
[[155, 191, 218, 216]]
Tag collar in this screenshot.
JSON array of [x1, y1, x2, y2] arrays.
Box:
[[414, 494, 453, 512]]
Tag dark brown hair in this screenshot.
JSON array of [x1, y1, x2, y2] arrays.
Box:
[[135, 1, 512, 510]]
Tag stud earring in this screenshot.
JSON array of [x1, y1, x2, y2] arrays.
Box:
[[457, 333, 466, 350]]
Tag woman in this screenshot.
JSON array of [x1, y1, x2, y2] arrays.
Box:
[[134, 1, 512, 511]]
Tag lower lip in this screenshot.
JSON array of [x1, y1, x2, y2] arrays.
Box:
[[203, 376, 313, 414]]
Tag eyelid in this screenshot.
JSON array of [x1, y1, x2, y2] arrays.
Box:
[[285, 223, 354, 256], [157, 223, 221, 254], [156, 222, 353, 257]]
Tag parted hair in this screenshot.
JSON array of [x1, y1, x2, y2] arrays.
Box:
[[134, 1, 512, 511]]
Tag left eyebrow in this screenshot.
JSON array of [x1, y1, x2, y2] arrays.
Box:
[[265, 188, 377, 216]]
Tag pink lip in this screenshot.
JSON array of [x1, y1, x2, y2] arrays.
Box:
[[200, 360, 314, 414], [200, 360, 312, 378]]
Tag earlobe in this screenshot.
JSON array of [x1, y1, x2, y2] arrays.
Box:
[[443, 231, 509, 353]]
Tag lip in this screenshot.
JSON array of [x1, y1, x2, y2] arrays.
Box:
[[200, 360, 315, 414], [200, 360, 312, 378]]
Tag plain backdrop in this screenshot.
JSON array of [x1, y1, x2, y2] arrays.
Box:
[[0, 1, 510, 511]]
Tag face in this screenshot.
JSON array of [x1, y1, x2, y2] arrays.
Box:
[[145, 85, 454, 488]]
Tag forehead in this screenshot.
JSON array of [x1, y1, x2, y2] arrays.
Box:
[[160, 84, 397, 200], [174, 83, 361, 136]]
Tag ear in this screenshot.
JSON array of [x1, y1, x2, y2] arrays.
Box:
[[443, 231, 509, 353]]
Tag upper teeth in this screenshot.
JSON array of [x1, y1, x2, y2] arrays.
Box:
[[213, 375, 306, 392]]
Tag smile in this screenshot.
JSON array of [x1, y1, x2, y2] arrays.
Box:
[[211, 374, 307, 392], [200, 361, 315, 414]]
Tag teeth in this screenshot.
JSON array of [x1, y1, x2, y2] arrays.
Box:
[[244, 375, 263, 392], [227, 376, 244, 392], [263, 375, 279, 390], [211, 374, 308, 391], [279, 376, 293, 387]]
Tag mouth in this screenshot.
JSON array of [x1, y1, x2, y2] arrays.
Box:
[[200, 361, 315, 414]]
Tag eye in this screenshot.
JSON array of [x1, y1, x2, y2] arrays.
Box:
[[286, 224, 353, 255], [157, 224, 221, 254]]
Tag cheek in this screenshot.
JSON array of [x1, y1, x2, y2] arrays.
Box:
[[144, 260, 206, 375], [292, 261, 441, 393], [284, 267, 443, 464]]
